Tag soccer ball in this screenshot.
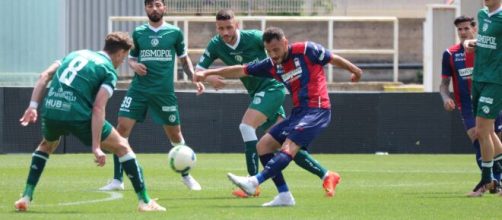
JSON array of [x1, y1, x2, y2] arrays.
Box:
[[167, 145, 196, 173]]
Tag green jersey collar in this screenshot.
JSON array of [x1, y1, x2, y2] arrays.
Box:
[[224, 29, 241, 50], [484, 6, 502, 17], [147, 22, 169, 32], [98, 51, 112, 62]]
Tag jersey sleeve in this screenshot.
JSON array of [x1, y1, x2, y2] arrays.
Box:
[[441, 50, 452, 78], [305, 41, 332, 65], [175, 30, 187, 58], [100, 65, 118, 97], [129, 31, 139, 58], [196, 40, 218, 69], [244, 58, 274, 78]]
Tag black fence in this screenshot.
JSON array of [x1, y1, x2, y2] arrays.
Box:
[[0, 88, 472, 154]]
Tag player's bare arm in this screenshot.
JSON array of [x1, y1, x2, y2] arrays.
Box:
[[128, 58, 147, 76], [91, 87, 111, 167], [439, 77, 455, 111], [180, 56, 205, 94], [330, 54, 363, 82], [194, 65, 246, 82], [195, 67, 226, 90], [19, 62, 60, 126]]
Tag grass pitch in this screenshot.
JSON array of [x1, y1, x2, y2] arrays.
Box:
[[0, 153, 499, 219]]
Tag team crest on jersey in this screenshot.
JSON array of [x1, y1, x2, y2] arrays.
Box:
[[253, 97, 262, 105], [169, 115, 176, 122], [483, 23, 489, 32], [151, 38, 159, 47], [235, 55, 243, 63], [482, 105, 490, 114]]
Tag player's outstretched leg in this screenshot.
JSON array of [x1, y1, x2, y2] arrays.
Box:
[[294, 149, 341, 197], [15, 138, 58, 212], [119, 152, 166, 211], [99, 154, 124, 191], [15, 150, 49, 211]]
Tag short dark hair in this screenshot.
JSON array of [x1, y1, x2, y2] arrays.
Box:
[[103, 32, 133, 54], [216, 9, 235, 21], [454, 15, 476, 27], [145, 0, 165, 6], [263, 27, 285, 43]]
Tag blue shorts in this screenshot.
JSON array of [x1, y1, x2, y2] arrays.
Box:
[[268, 108, 331, 148], [461, 108, 502, 132]]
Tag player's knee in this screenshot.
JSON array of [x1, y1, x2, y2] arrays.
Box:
[[37, 139, 59, 154], [239, 123, 257, 142]]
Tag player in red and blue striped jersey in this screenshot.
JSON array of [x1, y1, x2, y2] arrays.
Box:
[[195, 27, 362, 206], [439, 15, 502, 196]]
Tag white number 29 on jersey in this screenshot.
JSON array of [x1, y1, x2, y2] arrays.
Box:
[[58, 56, 89, 86]]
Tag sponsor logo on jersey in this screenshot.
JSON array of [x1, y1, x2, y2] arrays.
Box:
[[454, 52, 465, 62], [281, 67, 302, 84], [47, 88, 77, 102], [140, 49, 173, 61], [151, 38, 159, 47], [479, 96, 494, 104], [44, 98, 71, 111], [162, 106, 177, 112], [458, 67, 473, 78], [477, 34, 497, 50]]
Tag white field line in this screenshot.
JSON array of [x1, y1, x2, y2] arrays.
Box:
[[34, 191, 123, 207]]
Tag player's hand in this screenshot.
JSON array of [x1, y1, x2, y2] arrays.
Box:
[[193, 81, 205, 95], [206, 75, 226, 90], [351, 69, 362, 82], [19, 107, 38, 127], [443, 99, 456, 111], [93, 148, 106, 167], [194, 71, 206, 82], [132, 63, 148, 76], [463, 39, 477, 53]]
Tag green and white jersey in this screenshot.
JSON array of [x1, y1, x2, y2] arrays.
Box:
[[196, 29, 284, 96], [129, 23, 186, 94], [473, 7, 502, 85], [42, 50, 117, 121]]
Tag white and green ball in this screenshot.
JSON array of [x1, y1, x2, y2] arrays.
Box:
[[167, 145, 196, 173]]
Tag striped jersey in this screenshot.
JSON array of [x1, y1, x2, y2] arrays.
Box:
[[441, 43, 474, 112], [245, 41, 332, 109]]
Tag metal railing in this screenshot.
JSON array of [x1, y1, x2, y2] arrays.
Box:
[[166, 0, 334, 15], [109, 16, 399, 82]]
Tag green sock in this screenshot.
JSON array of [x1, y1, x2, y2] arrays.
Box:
[[120, 154, 150, 203], [23, 151, 49, 200], [294, 150, 328, 179], [245, 140, 259, 176], [113, 154, 123, 182]]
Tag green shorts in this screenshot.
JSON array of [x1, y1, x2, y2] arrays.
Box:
[[118, 89, 180, 125], [472, 81, 502, 119], [42, 118, 113, 146], [249, 88, 286, 130]]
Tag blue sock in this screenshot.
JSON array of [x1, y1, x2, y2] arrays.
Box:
[[256, 151, 292, 187], [259, 153, 289, 193], [473, 140, 482, 170]]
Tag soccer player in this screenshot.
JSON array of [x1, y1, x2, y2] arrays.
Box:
[[195, 27, 362, 206], [195, 9, 338, 198], [99, 0, 205, 191], [439, 15, 502, 196], [464, 0, 502, 193], [15, 32, 165, 212]]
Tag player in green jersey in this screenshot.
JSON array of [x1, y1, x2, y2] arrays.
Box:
[[99, 0, 205, 192], [15, 32, 165, 212], [464, 0, 502, 193], [195, 9, 338, 200]]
